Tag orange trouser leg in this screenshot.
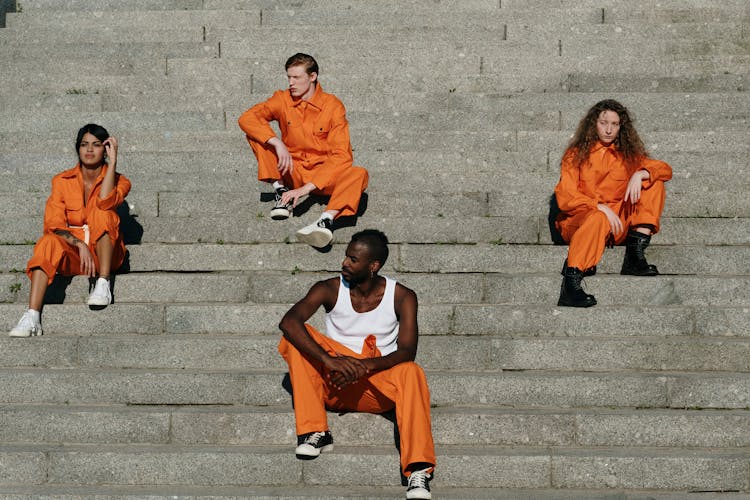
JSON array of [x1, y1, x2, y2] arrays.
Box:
[[26, 234, 81, 285], [560, 181, 667, 270], [323, 165, 368, 218], [624, 180, 666, 234], [248, 137, 291, 185], [358, 360, 436, 474], [559, 209, 612, 271], [87, 206, 127, 271], [278, 324, 436, 475]]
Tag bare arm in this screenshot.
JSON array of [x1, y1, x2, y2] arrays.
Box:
[[99, 137, 118, 198], [54, 230, 95, 277], [279, 279, 370, 387]]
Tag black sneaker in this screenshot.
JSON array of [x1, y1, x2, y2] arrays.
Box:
[[295, 217, 334, 248], [295, 431, 333, 459], [406, 468, 432, 499], [270, 187, 293, 220]]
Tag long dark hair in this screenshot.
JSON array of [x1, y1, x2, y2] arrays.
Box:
[[565, 100, 647, 173]]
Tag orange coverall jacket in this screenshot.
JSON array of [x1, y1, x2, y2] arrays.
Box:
[[555, 142, 672, 217], [237, 84, 368, 217], [27, 164, 131, 284], [554, 142, 672, 270]]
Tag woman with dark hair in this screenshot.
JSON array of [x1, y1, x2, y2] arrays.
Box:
[[9, 124, 131, 337], [554, 100, 672, 307]]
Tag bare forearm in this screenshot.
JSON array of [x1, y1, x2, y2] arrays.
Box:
[[280, 317, 333, 366], [364, 348, 416, 374], [54, 230, 86, 248]]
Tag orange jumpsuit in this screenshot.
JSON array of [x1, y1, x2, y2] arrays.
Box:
[[238, 83, 368, 218], [278, 324, 436, 476], [554, 142, 672, 271], [27, 164, 131, 285]]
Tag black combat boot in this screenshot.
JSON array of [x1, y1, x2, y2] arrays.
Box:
[[558, 266, 597, 307], [561, 258, 596, 277], [620, 230, 659, 276]]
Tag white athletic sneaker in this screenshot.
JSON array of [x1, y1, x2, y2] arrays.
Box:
[[87, 277, 112, 307], [295, 218, 333, 248], [9, 310, 43, 337]]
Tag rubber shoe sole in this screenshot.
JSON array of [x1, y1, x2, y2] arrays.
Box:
[[9, 325, 43, 337], [270, 206, 291, 220], [296, 225, 333, 248], [295, 442, 333, 460]]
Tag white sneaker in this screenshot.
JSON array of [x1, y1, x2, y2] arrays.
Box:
[[295, 218, 333, 248], [87, 277, 112, 307], [9, 311, 43, 337]]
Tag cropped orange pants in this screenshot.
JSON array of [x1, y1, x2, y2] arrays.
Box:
[[557, 181, 667, 271], [278, 324, 436, 475], [27, 208, 126, 285], [250, 140, 368, 218]]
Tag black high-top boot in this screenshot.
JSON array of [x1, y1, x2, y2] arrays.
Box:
[[558, 266, 597, 307], [621, 230, 659, 276], [561, 258, 596, 277]]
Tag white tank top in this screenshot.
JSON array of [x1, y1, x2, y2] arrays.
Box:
[[325, 275, 399, 355]]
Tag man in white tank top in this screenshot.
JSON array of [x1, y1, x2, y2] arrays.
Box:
[[279, 229, 436, 500]]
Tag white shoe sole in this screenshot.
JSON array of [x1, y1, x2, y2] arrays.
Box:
[[9, 327, 43, 338], [406, 488, 431, 500], [296, 226, 333, 248], [87, 298, 111, 307], [270, 207, 291, 220], [295, 442, 333, 459]]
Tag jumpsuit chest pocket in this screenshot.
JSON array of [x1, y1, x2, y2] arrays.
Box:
[[65, 203, 85, 225], [313, 119, 331, 140]]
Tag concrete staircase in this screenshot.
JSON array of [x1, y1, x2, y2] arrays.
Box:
[[0, 0, 748, 497]]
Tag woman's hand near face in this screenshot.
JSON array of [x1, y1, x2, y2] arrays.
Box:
[[103, 137, 118, 170]]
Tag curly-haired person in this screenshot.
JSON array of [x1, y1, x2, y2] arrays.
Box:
[[554, 99, 672, 307]]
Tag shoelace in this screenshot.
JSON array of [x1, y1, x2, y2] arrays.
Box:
[[407, 469, 430, 489], [304, 432, 326, 445]]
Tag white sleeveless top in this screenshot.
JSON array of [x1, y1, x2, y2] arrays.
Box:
[[325, 275, 399, 355]]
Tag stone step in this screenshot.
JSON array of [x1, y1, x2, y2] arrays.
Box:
[[5, 36, 744, 68], [4, 8, 603, 31], [15, 0, 206, 10], [0, 333, 748, 373], [5, 270, 750, 307], [17, 0, 750, 13], [0, 443, 745, 491], [0, 486, 746, 500], [1, 300, 749, 338], [2, 210, 748, 246], [0, 93, 747, 134], [2, 59, 747, 96], [0, 404, 747, 449], [0, 41, 219, 62], [0, 366, 746, 409], [2, 242, 749, 275], [2, 156, 743, 197], [2, 91, 746, 131]]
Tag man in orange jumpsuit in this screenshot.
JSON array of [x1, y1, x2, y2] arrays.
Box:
[[554, 100, 672, 307], [9, 123, 131, 337], [278, 229, 436, 499], [238, 53, 369, 248]]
